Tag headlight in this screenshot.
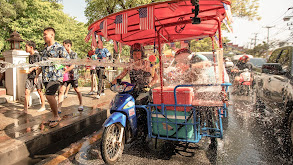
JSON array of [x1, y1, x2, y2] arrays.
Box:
[[123, 100, 135, 109]]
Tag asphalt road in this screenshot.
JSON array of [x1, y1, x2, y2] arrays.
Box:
[[36, 93, 293, 165]]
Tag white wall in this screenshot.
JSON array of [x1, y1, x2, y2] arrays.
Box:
[[3, 50, 29, 101]]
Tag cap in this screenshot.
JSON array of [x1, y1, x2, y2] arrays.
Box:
[[239, 55, 249, 61], [131, 43, 142, 51], [175, 48, 191, 56]]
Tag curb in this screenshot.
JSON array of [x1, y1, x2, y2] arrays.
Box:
[[0, 109, 107, 165]]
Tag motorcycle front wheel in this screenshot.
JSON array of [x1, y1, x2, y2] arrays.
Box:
[[101, 123, 125, 165]]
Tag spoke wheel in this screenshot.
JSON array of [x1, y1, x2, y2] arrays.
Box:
[[290, 121, 293, 147], [289, 111, 293, 149], [101, 123, 125, 165], [207, 108, 218, 143]]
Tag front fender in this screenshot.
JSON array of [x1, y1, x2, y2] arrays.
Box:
[[103, 112, 126, 127]]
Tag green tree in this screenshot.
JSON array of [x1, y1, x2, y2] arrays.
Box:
[[245, 41, 269, 57], [0, 0, 27, 51], [0, 0, 90, 58], [231, 0, 261, 21], [191, 38, 214, 52]]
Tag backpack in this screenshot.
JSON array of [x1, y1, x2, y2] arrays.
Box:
[[95, 48, 111, 59], [103, 48, 111, 60]]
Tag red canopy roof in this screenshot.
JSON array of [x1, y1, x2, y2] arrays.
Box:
[[88, 0, 231, 46]]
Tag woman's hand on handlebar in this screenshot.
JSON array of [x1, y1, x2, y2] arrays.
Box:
[[143, 85, 151, 92]]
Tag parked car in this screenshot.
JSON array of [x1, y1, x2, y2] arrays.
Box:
[[255, 46, 293, 148], [250, 58, 267, 68], [250, 58, 267, 88], [250, 57, 267, 73]]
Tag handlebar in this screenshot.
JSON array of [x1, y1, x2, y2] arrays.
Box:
[[110, 80, 135, 93]]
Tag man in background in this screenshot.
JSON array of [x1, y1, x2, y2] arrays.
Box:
[[58, 39, 83, 111], [95, 47, 110, 99], [24, 41, 46, 113], [87, 45, 97, 95]]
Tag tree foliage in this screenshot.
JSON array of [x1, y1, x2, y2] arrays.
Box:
[[231, 0, 261, 21], [0, 0, 90, 58], [245, 41, 269, 57]]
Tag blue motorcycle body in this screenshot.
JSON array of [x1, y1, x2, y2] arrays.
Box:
[[103, 92, 138, 138]]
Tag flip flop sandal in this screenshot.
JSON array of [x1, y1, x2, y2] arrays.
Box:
[[49, 118, 61, 128], [47, 117, 61, 123], [78, 106, 84, 111], [37, 107, 46, 112], [46, 115, 61, 124], [49, 120, 60, 128]]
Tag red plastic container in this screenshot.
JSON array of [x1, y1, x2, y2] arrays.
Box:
[[152, 86, 194, 111]]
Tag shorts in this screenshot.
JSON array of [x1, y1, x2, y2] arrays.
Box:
[[44, 81, 60, 96], [25, 77, 43, 91], [90, 69, 96, 75], [96, 67, 105, 77], [61, 79, 79, 88]]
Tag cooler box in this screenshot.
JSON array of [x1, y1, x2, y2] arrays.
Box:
[[152, 86, 194, 111], [151, 110, 194, 139]]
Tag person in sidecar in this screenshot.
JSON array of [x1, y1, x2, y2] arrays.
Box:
[[111, 43, 159, 102], [165, 48, 196, 84], [190, 54, 230, 84], [171, 49, 229, 102], [167, 48, 229, 84]]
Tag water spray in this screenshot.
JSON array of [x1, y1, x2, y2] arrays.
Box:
[[0, 58, 134, 73]]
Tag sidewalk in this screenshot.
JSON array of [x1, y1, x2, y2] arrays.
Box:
[[0, 87, 115, 165]]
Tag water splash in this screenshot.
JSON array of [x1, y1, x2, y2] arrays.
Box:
[[0, 59, 133, 73]]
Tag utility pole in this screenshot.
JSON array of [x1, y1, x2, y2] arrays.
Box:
[[249, 38, 254, 49], [253, 33, 258, 47], [287, 22, 293, 30], [263, 26, 275, 45]]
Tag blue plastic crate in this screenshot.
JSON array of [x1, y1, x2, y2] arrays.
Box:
[[151, 109, 194, 139]]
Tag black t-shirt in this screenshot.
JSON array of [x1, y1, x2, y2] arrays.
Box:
[[236, 61, 253, 71], [129, 69, 152, 91], [27, 52, 41, 79]]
